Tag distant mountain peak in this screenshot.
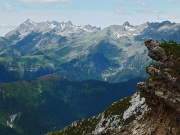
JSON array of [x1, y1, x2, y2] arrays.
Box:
[[5, 19, 100, 39], [50, 20, 59, 24], [25, 19, 31, 22], [24, 19, 35, 25], [66, 20, 73, 26], [161, 20, 175, 25], [123, 21, 130, 26]]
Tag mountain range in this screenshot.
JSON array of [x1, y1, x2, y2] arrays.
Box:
[[1, 20, 180, 135], [1, 20, 180, 83]]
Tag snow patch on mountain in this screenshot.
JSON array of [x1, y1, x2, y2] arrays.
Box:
[[93, 114, 122, 134], [5, 19, 100, 39], [7, 112, 22, 128], [123, 93, 148, 120]]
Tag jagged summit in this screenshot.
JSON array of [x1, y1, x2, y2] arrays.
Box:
[[66, 20, 73, 26], [5, 20, 180, 42], [123, 21, 131, 26], [24, 19, 34, 23], [5, 19, 100, 38], [21, 19, 37, 27], [161, 20, 174, 25]]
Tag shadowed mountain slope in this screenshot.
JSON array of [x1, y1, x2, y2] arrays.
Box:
[[0, 74, 144, 135]]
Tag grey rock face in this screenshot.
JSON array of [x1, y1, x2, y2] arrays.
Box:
[[144, 40, 167, 61]]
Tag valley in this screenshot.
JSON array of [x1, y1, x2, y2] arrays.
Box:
[[0, 20, 180, 134]]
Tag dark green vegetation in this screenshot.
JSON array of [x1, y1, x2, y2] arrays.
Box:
[[50, 115, 101, 135], [149, 40, 180, 82], [103, 97, 131, 118], [160, 40, 180, 57], [161, 40, 180, 75], [0, 74, 145, 135], [47, 96, 132, 135]]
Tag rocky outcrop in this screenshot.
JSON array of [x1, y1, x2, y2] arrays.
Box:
[[47, 40, 180, 135], [96, 40, 180, 135], [144, 40, 167, 61], [136, 40, 180, 135]]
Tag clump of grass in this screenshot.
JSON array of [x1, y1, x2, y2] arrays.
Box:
[[49, 116, 101, 135], [103, 96, 131, 118], [159, 40, 180, 57]]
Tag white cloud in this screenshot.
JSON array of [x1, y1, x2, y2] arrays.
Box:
[[136, 9, 163, 14], [2, 3, 17, 12], [0, 24, 16, 29], [0, 24, 16, 36], [114, 0, 148, 16], [157, 13, 180, 20], [18, 0, 70, 5], [135, 8, 180, 21], [137, 0, 148, 5], [171, 0, 180, 4], [114, 0, 148, 5], [115, 9, 131, 15], [0, 24, 5, 27]]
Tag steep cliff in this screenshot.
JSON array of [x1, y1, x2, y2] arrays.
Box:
[[47, 40, 180, 135], [136, 40, 180, 135]]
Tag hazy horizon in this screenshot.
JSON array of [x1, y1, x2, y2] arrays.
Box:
[[1, 0, 180, 36]]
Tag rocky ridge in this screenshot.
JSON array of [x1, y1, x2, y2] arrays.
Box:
[[136, 40, 180, 135], [1, 21, 180, 83], [5, 19, 100, 41], [47, 40, 180, 135]]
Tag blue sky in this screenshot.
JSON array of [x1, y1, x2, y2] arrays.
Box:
[[0, 0, 180, 36]]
